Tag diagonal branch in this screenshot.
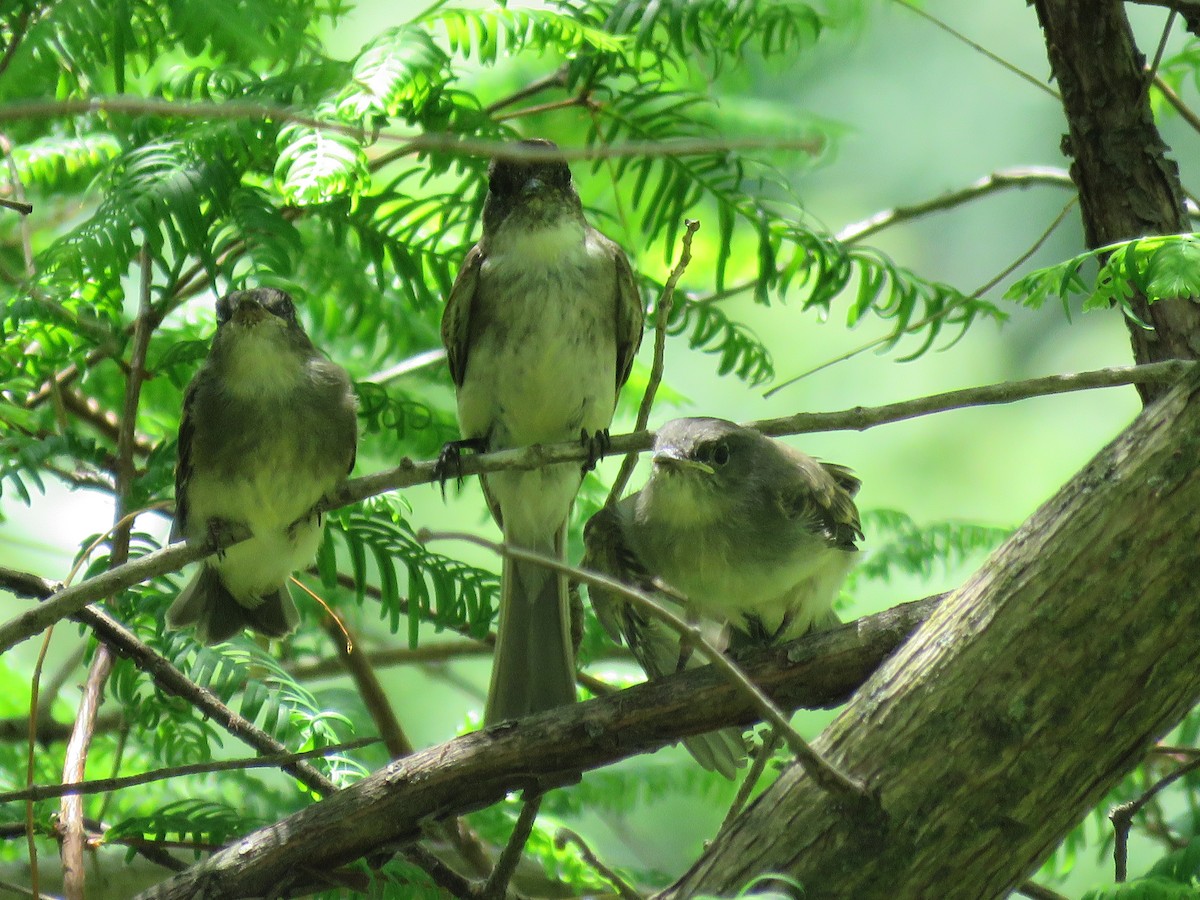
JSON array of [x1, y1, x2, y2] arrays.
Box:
[[132, 595, 940, 899], [0, 360, 1190, 656], [5, 569, 338, 797]]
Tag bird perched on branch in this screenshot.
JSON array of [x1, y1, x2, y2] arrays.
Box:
[[440, 138, 644, 724], [583, 417, 862, 776], [168, 288, 358, 643]]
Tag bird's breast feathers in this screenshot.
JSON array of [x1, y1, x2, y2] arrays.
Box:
[[457, 227, 621, 445], [217, 335, 312, 398]]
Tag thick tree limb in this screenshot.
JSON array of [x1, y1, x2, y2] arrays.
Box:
[[132, 597, 940, 899], [657, 348, 1200, 898], [1033, 0, 1200, 400]]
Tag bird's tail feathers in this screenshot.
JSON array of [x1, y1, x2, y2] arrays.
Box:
[[683, 728, 747, 779], [167, 566, 299, 644], [485, 532, 576, 724]]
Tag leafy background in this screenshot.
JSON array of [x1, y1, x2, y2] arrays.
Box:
[[1, 0, 1197, 896]]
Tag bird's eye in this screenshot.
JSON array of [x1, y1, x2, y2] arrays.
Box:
[[712, 442, 730, 466], [267, 297, 295, 323]]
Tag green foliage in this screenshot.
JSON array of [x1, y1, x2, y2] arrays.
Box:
[[105, 798, 266, 860], [1082, 838, 1200, 899], [324, 497, 501, 644], [853, 509, 1012, 584], [1005, 233, 1200, 320]]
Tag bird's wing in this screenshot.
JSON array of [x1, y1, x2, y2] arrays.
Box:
[[440, 244, 484, 388], [170, 378, 199, 543], [612, 249, 644, 392], [780, 458, 864, 551], [581, 502, 651, 645]]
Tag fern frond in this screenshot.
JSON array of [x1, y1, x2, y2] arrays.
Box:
[[423, 6, 624, 64], [9, 132, 121, 192], [1005, 233, 1200, 317], [854, 509, 1012, 584], [326, 498, 500, 645], [667, 298, 775, 386], [333, 25, 450, 125], [104, 798, 265, 856], [602, 0, 821, 73], [274, 122, 370, 206]]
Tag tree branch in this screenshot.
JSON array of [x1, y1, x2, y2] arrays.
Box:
[[836, 167, 1077, 244], [0, 96, 824, 160], [0, 360, 1188, 656], [0, 738, 379, 804], [132, 596, 941, 898], [658, 345, 1200, 898]]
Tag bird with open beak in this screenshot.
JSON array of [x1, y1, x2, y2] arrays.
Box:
[[583, 417, 862, 776]]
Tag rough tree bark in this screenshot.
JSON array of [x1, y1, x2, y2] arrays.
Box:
[[654, 6, 1200, 895], [1033, 0, 1200, 399], [658, 361, 1200, 898]]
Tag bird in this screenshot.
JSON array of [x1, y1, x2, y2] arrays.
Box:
[[583, 416, 862, 776], [440, 138, 644, 724], [168, 287, 358, 644]]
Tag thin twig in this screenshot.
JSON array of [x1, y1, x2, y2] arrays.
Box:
[[835, 166, 1076, 245], [0, 6, 35, 81], [773, 195, 1077, 394], [555, 827, 643, 900], [485, 66, 570, 114], [1152, 73, 1200, 136], [479, 792, 542, 900], [60, 245, 155, 900], [319, 617, 413, 758], [421, 531, 873, 808], [721, 728, 781, 831], [404, 843, 480, 896], [57, 387, 156, 457], [364, 348, 447, 385], [1110, 750, 1200, 881], [0, 360, 1189, 656], [0, 738, 379, 804], [892, 0, 1059, 99], [0, 133, 33, 272], [25, 628, 53, 900], [606, 220, 699, 507], [0, 196, 31, 214], [1142, 10, 1178, 103], [289, 639, 493, 680], [0, 96, 825, 160]]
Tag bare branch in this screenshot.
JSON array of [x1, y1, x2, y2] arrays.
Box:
[[133, 596, 940, 898], [0, 96, 824, 160], [836, 167, 1077, 244], [0, 360, 1188, 656], [423, 530, 873, 807], [607, 219, 699, 505], [0, 738, 379, 804]]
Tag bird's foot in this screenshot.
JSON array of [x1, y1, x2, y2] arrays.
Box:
[[433, 437, 488, 498], [580, 428, 611, 473], [205, 517, 250, 559]]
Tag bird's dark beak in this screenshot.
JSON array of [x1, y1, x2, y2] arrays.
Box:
[[521, 176, 546, 196], [652, 447, 714, 475], [230, 297, 270, 326]]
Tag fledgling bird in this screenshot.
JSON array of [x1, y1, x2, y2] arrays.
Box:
[[583, 417, 862, 776], [440, 139, 644, 724], [168, 288, 358, 644]]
